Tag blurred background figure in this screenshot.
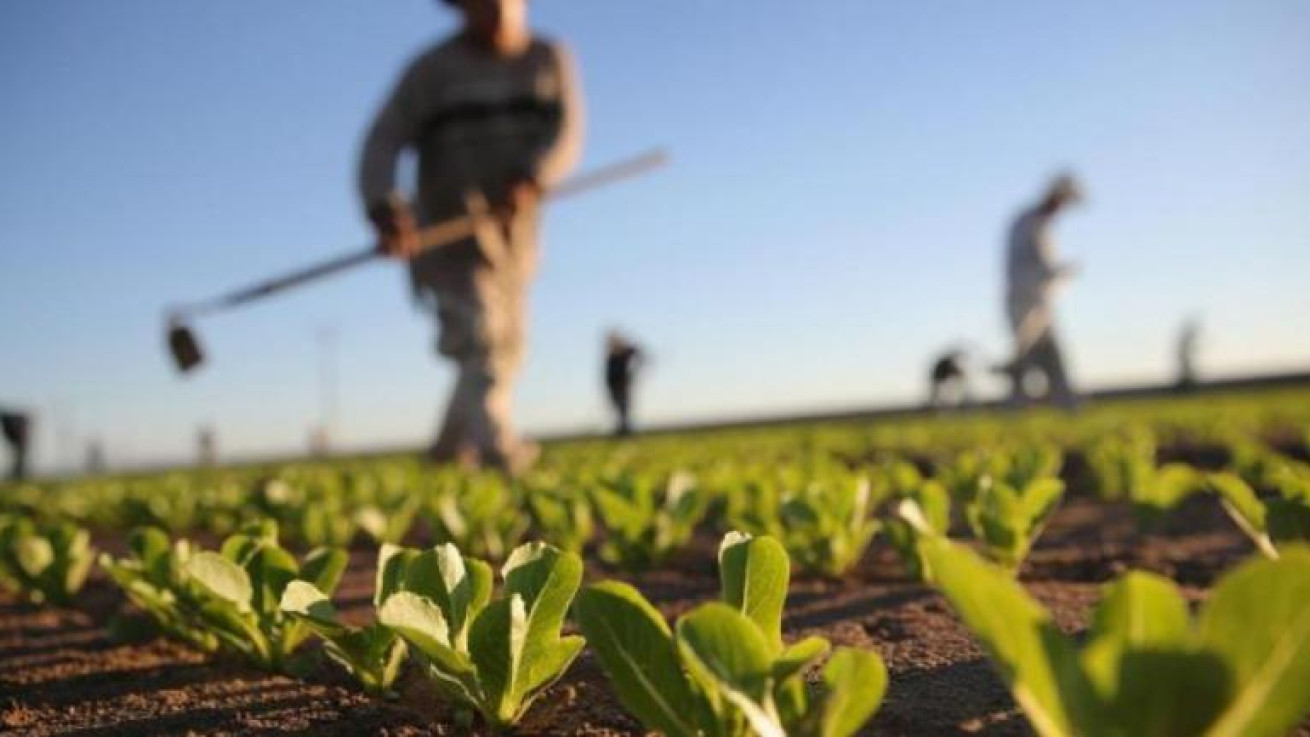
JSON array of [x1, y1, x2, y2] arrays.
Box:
[[1177, 317, 1202, 391], [605, 331, 644, 437], [85, 440, 106, 475], [927, 347, 971, 410], [998, 173, 1083, 410], [358, 0, 583, 474], [1, 408, 32, 481], [197, 426, 218, 467]]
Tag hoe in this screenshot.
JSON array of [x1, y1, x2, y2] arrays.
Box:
[[165, 150, 667, 374]]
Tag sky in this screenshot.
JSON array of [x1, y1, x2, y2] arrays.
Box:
[[1, 1, 1308, 472]]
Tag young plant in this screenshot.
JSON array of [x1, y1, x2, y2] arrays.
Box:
[[99, 526, 222, 652], [378, 541, 585, 729], [773, 474, 883, 577], [524, 486, 594, 555], [0, 515, 93, 605], [425, 472, 529, 561], [576, 532, 887, 737], [1207, 472, 1310, 559], [886, 479, 952, 581], [961, 472, 1064, 572], [921, 535, 1310, 737], [183, 520, 348, 671], [278, 544, 414, 695], [353, 495, 423, 546], [592, 469, 708, 570]]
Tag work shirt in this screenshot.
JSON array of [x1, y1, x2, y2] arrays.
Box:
[[358, 34, 583, 282], [1005, 206, 1068, 346]]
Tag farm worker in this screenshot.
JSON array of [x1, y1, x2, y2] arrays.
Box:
[[1177, 317, 1201, 390], [1, 409, 32, 481], [604, 331, 644, 437], [1001, 173, 1083, 410], [359, 0, 584, 474]]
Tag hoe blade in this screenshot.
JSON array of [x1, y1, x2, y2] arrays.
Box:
[[168, 322, 204, 374]]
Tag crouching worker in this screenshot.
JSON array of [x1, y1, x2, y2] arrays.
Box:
[[359, 0, 584, 474]]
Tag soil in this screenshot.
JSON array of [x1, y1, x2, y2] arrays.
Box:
[[3, 448, 1306, 736]]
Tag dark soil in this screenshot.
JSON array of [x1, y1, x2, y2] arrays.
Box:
[[2, 450, 1303, 736]]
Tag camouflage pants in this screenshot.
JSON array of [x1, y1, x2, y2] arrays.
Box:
[[413, 215, 537, 468]]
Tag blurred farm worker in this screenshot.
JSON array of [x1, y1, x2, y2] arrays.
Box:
[[1177, 317, 1201, 390], [604, 331, 644, 437], [1, 409, 31, 481], [927, 349, 970, 409], [1000, 174, 1083, 410], [359, 0, 583, 474]]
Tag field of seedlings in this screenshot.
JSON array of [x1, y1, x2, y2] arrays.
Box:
[[3, 388, 1310, 736]]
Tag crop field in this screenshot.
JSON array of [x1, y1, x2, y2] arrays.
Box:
[[3, 388, 1310, 736]]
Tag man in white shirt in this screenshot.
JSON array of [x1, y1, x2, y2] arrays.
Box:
[[1002, 174, 1082, 409]]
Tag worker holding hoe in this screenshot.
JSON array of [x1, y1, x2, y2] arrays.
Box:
[[359, 0, 583, 474], [999, 174, 1083, 410]]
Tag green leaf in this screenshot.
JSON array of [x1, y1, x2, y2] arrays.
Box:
[[676, 603, 779, 735], [1208, 473, 1277, 558], [468, 595, 525, 723], [15, 536, 54, 578], [300, 547, 348, 598], [379, 591, 480, 700], [187, 551, 254, 612], [1090, 572, 1191, 650], [574, 582, 706, 737], [771, 636, 830, 684], [278, 580, 345, 635], [375, 543, 417, 607], [813, 647, 888, 737], [1199, 547, 1310, 737], [243, 544, 299, 617], [718, 532, 789, 654], [501, 543, 585, 703], [921, 537, 1081, 737]]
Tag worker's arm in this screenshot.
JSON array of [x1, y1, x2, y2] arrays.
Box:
[[528, 42, 585, 193], [358, 56, 427, 258]]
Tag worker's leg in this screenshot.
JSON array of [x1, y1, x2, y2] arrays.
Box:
[[1031, 331, 1078, 410], [426, 268, 484, 465]]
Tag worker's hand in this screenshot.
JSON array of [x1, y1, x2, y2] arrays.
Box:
[[369, 197, 421, 259], [507, 177, 542, 216]]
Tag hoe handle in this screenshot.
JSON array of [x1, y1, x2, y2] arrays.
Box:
[[179, 149, 668, 319]]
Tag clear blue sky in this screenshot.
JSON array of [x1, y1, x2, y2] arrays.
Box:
[[2, 1, 1308, 471]]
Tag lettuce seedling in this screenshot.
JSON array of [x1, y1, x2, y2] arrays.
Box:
[[922, 536, 1310, 737], [378, 541, 585, 728], [278, 543, 415, 695], [576, 532, 886, 737], [592, 470, 707, 570], [886, 480, 952, 581], [524, 483, 594, 555], [1207, 472, 1310, 559], [99, 526, 221, 652], [963, 473, 1064, 572], [183, 520, 348, 671], [425, 472, 529, 561], [0, 515, 93, 605]]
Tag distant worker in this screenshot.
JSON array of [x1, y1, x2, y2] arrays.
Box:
[[1177, 317, 1201, 390], [1000, 174, 1083, 410], [605, 331, 644, 437], [359, 0, 583, 473], [198, 425, 218, 466], [927, 348, 970, 409], [1, 409, 31, 481], [85, 440, 106, 475]]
